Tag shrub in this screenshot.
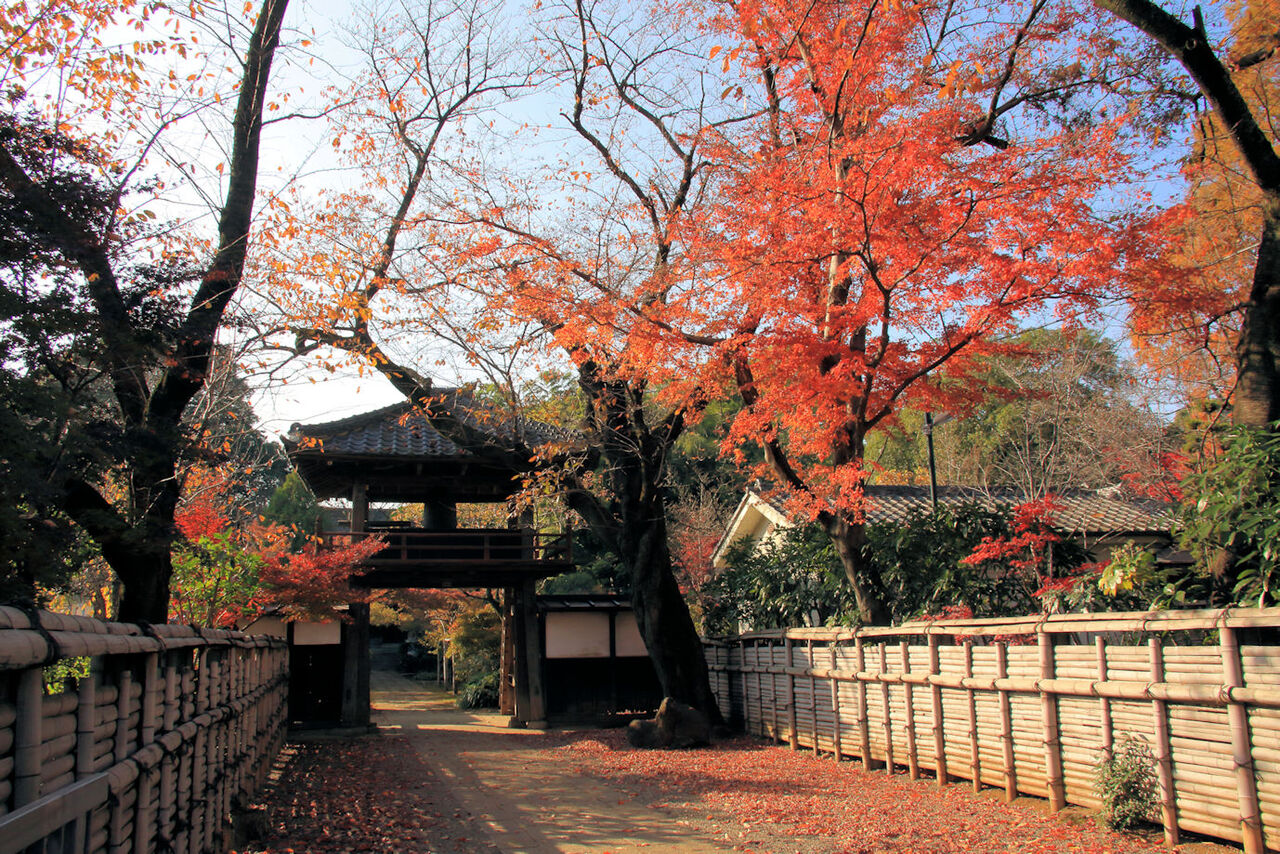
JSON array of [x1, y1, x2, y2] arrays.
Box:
[[457, 672, 499, 709], [1095, 736, 1157, 830]]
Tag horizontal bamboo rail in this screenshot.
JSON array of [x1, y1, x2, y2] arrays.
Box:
[[0, 607, 288, 854], [705, 607, 1280, 854]]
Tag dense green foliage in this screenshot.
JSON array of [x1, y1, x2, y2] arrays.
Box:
[[450, 607, 501, 709], [702, 502, 1105, 631], [701, 525, 856, 635], [263, 472, 323, 552], [1178, 422, 1280, 607]]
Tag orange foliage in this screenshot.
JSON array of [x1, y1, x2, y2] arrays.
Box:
[[642, 0, 1184, 527]]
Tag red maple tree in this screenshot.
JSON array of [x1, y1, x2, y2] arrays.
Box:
[[622, 0, 1181, 623]]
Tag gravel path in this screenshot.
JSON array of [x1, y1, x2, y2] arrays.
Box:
[[238, 667, 1233, 854]]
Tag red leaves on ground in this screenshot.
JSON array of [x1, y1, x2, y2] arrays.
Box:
[[559, 731, 1169, 854]]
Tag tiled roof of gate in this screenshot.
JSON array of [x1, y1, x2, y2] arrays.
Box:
[[761, 485, 1174, 534], [285, 389, 573, 458]]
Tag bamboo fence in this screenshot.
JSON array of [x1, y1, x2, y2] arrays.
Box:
[[0, 607, 288, 854], [704, 607, 1280, 853]]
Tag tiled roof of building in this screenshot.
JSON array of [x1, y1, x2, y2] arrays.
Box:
[[761, 485, 1174, 534], [285, 390, 573, 459]]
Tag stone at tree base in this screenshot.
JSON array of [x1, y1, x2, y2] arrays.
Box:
[[626, 717, 664, 748], [626, 697, 711, 749]]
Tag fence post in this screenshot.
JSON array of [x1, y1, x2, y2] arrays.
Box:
[[829, 641, 842, 762], [879, 643, 895, 773], [963, 641, 979, 792], [1095, 638, 1112, 764], [807, 639, 819, 755], [996, 641, 1017, 801], [13, 667, 43, 807], [1039, 632, 1065, 812], [900, 641, 919, 779], [784, 636, 798, 750], [1147, 637, 1179, 847], [1221, 626, 1263, 854], [928, 634, 948, 786], [856, 636, 871, 769]]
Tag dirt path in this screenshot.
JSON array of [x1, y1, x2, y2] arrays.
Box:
[[242, 661, 1232, 854], [370, 670, 745, 853]]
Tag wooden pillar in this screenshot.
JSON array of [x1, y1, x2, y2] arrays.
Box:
[[1221, 626, 1263, 854], [342, 602, 371, 728], [522, 577, 546, 726], [351, 483, 368, 533], [499, 588, 516, 717], [423, 500, 457, 530]]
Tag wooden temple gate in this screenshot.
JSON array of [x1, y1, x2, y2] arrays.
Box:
[[285, 395, 575, 728]]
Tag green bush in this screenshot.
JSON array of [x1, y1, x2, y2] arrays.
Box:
[[457, 672, 499, 709], [1095, 736, 1157, 830]]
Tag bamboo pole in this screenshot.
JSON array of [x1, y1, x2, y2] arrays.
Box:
[[857, 637, 871, 769], [13, 667, 42, 807], [1149, 637, 1179, 847], [830, 642, 843, 762], [1221, 626, 1264, 854], [929, 635, 948, 786], [880, 643, 895, 773], [1039, 633, 1066, 812], [1096, 638, 1113, 764], [75, 667, 98, 779], [997, 642, 1017, 801], [901, 642, 919, 779], [785, 638, 799, 750], [808, 639, 819, 756], [964, 642, 980, 793]]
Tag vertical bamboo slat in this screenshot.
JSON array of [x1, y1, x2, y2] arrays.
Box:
[[1150, 637, 1178, 848], [1039, 633, 1065, 812], [1096, 638, 1112, 763], [785, 638, 798, 750], [808, 640, 819, 756], [880, 643, 894, 773], [929, 635, 948, 787], [856, 637, 871, 769], [13, 668, 42, 807], [964, 642, 979, 793], [900, 642, 919, 779], [1221, 627, 1263, 854], [75, 668, 97, 779], [829, 642, 842, 762], [996, 642, 1017, 802]]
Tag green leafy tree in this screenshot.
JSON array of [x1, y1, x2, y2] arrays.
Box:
[[263, 472, 323, 552], [1178, 422, 1280, 606]]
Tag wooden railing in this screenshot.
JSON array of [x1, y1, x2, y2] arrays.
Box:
[[323, 527, 573, 565], [0, 608, 287, 854], [704, 608, 1280, 854]]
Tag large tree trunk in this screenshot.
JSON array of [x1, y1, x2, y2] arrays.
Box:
[[1234, 208, 1280, 427], [823, 514, 892, 626], [571, 365, 723, 725], [1096, 0, 1280, 426]]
